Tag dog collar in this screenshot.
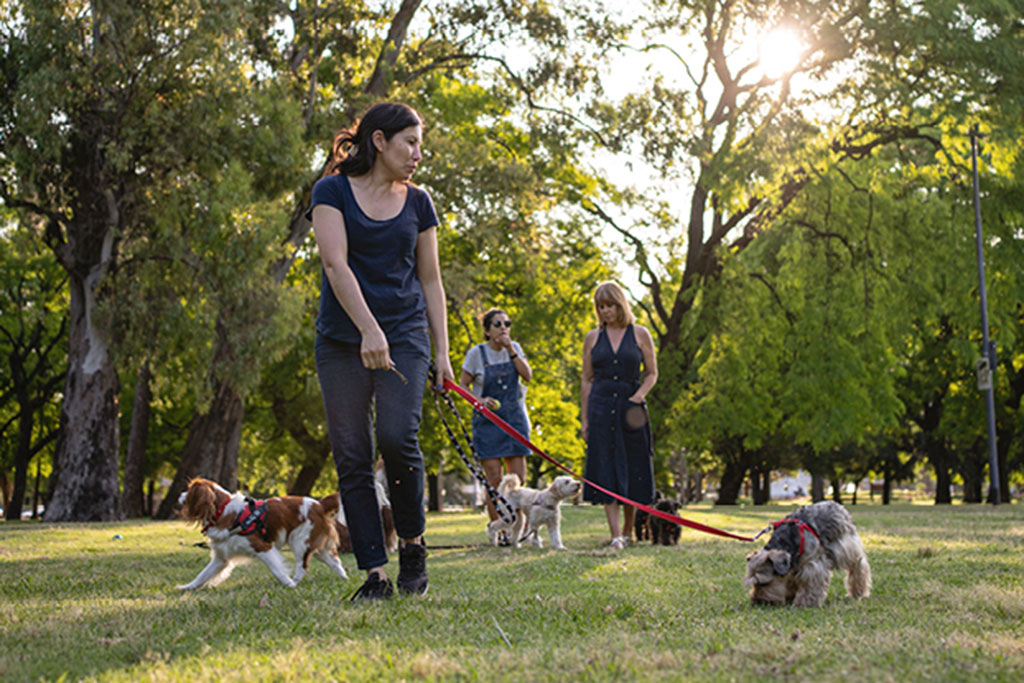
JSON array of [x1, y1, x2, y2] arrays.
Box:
[[772, 518, 820, 556], [203, 497, 233, 533]]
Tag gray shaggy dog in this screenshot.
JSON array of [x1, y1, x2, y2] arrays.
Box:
[[743, 500, 872, 607]]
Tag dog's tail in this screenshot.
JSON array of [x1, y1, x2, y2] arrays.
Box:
[[847, 552, 872, 598], [375, 479, 398, 553], [319, 492, 339, 516], [498, 473, 521, 495], [308, 497, 340, 553], [318, 493, 352, 553]]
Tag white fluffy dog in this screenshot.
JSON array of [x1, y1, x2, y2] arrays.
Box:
[[487, 473, 581, 550]]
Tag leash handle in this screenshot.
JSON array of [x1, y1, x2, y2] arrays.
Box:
[[443, 378, 755, 543]]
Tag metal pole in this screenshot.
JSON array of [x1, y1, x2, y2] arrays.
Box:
[[970, 124, 1000, 505]]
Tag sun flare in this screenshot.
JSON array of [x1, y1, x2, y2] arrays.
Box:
[[757, 27, 806, 79]]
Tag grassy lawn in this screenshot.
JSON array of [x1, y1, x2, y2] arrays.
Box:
[[1, 501, 1022, 681]]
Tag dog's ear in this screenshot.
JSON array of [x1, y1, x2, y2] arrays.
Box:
[[770, 551, 791, 576], [182, 480, 216, 523], [743, 550, 774, 586]]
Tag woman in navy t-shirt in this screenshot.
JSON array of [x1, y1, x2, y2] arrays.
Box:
[[308, 102, 454, 601]]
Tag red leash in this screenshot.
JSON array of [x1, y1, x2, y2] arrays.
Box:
[[443, 379, 755, 543]]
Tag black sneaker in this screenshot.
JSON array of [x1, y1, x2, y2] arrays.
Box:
[[397, 542, 429, 595], [349, 573, 394, 602]]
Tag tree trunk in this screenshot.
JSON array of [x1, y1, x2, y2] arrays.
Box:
[[750, 466, 770, 505], [122, 359, 153, 518], [934, 465, 952, 504], [811, 474, 825, 502], [716, 457, 747, 505], [6, 405, 33, 520], [925, 435, 952, 504], [155, 378, 244, 519], [961, 440, 984, 503], [45, 272, 122, 521], [31, 455, 42, 518], [427, 472, 441, 512], [0, 472, 12, 518], [831, 478, 843, 504], [288, 452, 331, 496]]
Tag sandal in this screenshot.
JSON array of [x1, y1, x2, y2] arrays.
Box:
[[609, 537, 625, 550]]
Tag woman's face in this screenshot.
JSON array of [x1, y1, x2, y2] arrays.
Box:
[[375, 124, 423, 180], [597, 300, 620, 326], [486, 313, 512, 341]]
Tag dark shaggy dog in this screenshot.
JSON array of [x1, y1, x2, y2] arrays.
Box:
[[633, 490, 661, 542], [647, 497, 682, 545], [743, 500, 872, 607]]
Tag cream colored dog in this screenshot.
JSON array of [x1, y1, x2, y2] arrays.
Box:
[[486, 473, 581, 550]]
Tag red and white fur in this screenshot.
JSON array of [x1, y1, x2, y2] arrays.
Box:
[[177, 478, 347, 589], [319, 475, 398, 554]]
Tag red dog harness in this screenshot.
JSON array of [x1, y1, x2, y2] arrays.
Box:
[[203, 497, 269, 541], [772, 518, 820, 556], [234, 498, 270, 541]]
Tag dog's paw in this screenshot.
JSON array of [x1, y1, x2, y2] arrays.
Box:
[[176, 584, 196, 591]]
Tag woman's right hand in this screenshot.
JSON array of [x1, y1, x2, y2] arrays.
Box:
[[484, 396, 501, 410], [360, 326, 391, 370]]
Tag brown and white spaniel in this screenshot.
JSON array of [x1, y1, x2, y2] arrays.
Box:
[[177, 478, 348, 589]]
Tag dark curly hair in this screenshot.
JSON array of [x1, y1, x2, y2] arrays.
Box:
[[328, 102, 424, 177]]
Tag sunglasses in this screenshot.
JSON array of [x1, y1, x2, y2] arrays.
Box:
[[491, 320, 513, 329]]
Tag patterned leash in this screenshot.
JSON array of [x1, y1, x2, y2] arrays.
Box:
[[430, 370, 517, 525], [442, 378, 755, 542]]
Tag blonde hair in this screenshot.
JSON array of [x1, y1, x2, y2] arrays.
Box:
[[593, 281, 635, 327]]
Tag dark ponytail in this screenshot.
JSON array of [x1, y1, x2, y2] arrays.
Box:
[[328, 102, 424, 176]]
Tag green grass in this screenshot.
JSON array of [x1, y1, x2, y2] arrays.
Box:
[[1, 502, 1022, 681]]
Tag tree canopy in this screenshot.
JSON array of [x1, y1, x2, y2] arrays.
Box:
[[1, 0, 1022, 519]]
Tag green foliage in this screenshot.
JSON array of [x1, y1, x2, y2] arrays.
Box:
[[0, 221, 65, 491]]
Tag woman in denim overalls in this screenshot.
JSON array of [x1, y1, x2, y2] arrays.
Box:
[[459, 308, 532, 540]]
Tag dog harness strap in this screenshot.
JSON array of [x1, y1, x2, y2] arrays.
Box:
[[443, 378, 757, 542], [235, 498, 269, 540], [772, 518, 820, 556], [429, 371, 517, 525]]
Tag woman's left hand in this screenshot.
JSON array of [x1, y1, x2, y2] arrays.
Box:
[[628, 394, 644, 404]]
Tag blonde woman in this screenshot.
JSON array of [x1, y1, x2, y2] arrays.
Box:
[[580, 281, 658, 549]]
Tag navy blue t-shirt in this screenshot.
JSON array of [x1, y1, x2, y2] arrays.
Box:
[[306, 174, 440, 344]]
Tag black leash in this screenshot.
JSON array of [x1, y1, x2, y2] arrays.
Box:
[[430, 367, 517, 525]]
